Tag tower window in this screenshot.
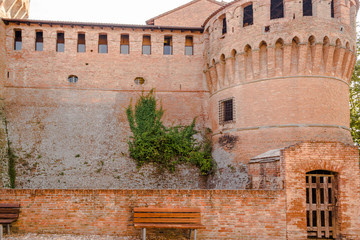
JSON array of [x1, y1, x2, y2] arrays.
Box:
[[331, 0, 334, 18], [185, 36, 193, 55], [68, 75, 78, 83], [35, 31, 43, 51], [243, 4, 253, 27], [164, 36, 172, 55], [221, 16, 227, 34], [142, 35, 151, 55], [78, 33, 86, 53], [120, 34, 129, 54], [303, 0, 312, 16], [270, 0, 284, 20], [98, 34, 108, 53], [14, 29, 22, 50], [219, 98, 235, 124], [56, 32, 65, 52]]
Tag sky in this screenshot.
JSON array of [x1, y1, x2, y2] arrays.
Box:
[[29, 0, 360, 28], [29, 0, 232, 25]]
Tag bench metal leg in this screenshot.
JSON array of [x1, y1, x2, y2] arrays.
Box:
[[142, 228, 146, 240], [194, 229, 197, 240], [189, 229, 192, 239], [0, 224, 3, 240]]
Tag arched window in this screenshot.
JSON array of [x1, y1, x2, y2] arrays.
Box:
[[68, 75, 78, 83]]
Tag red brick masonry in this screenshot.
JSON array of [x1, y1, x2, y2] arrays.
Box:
[[0, 189, 286, 239]]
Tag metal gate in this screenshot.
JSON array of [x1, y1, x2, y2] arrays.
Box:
[[306, 171, 337, 239]]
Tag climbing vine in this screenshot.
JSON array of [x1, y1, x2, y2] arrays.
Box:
[[126, 90, 215, 175]]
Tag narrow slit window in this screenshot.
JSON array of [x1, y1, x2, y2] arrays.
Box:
[[142, 35, 151, 55], [222, 16, 227, 34], [303, 0, 312, 16], [185, 36, 193, 55], [331, 0, 335, 18], [14, 29, 22, 50], [56, 32, 65, 52], [78, 33, 86, 53], [98, 34, 108, 54], [270, 0, 284, 20], [243, 4, 253, 27], [164, 36, 172, 55], [219, 98, 235, 124], [120, 34, 129, 54], [35, 31, 43, 51]]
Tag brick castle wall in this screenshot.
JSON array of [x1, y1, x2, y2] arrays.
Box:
[[203, 0, 357, 163], [283, 142, 360, 239], [0, 189, 286, 239]]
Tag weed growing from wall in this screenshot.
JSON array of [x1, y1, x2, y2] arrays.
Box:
[[126, 90, 215, 175]]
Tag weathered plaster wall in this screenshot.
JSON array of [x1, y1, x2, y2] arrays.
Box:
[[0, 20, 9, 187], [3, 23, 214, 189]]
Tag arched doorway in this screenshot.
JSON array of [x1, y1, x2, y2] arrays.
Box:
[[306, 170, 337, 239]]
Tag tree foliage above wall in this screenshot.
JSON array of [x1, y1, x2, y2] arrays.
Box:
[[350, 37, 360, 153], [126, 90, 215, 175]]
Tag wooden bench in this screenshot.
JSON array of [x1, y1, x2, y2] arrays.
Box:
[[134, 208, 205, 240], [0, 203, 20, 240]]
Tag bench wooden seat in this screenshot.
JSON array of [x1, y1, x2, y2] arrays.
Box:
[[134, 208, 205, 240], [0, 203, 20, 240]]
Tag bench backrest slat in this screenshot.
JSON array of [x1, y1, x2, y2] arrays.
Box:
[[0, 203, 20, 221], [134, 212, 200, 218], [0, 204, 20, 208], [133, 208, 202, 225], [134, 218, 200, 224], [0, 214, 19, 219], [134, 208, 200, 213]]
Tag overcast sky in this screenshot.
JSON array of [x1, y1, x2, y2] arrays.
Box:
[[29, 0, 231, 25], [29, 0, 360, 27]]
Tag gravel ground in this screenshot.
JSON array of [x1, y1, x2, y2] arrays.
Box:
[[3, 234, 133, 240]]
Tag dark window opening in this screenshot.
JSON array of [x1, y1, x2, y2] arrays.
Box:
[[35, 31, 43, 51], [68, 75, 78, 83], [142, 35, 151, 55], [264, 26, 270, 32], [134, 77, 145, 85], [164, 36, 172, 55], [14, 30, 22, 50], [270, 0, 284, 20], [243, 4, 253, 27], [56, 32, 65, 52], [331, 0, 334, 18], [98, 34, 108, 53], [78, 33, 86, 53], [219, 98, 234, 124], [185, 36, 193, 55], [303, 0, 313, 16], [121, 34, 129, 54], [222, 16, 227, 34]]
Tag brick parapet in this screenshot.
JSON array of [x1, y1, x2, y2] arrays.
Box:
[[0, 189, 286, 239]]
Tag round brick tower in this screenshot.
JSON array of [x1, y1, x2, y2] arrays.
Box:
[[203, 0, 359, 163]]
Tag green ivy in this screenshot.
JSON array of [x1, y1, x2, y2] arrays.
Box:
[[126, 90, 215, 175]]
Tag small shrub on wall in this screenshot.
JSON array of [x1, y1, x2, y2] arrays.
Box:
[[126, 90, 215, 175]]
